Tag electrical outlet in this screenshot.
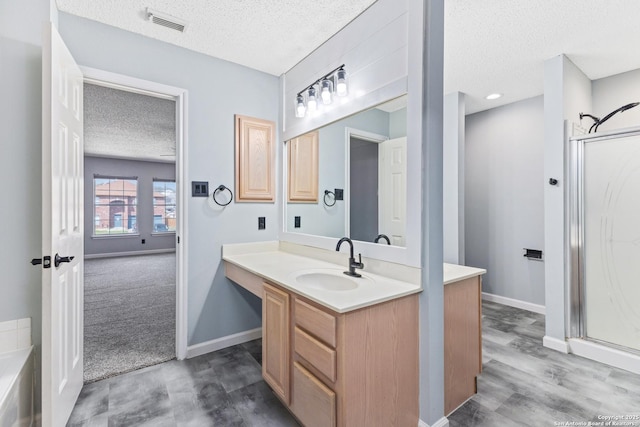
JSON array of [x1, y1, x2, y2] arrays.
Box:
[[258, 217, 266, 230], [334, 188, 344, 200], [191, 181, 209, 197], [141, 239, 146, 244], [294, 216, 301, 228]]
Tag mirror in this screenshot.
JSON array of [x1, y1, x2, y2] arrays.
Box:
[[285, 95, 407, 247]]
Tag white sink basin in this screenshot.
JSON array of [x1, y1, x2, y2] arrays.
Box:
[[291, 269, 371, 291]]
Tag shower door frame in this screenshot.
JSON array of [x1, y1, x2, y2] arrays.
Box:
[[568, 124, 640, 353]]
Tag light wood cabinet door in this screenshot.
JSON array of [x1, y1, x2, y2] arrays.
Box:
[[235, 114, 275, 202], [291, 362, 336, 427], [263, 283, 290, 403], [288, 131, 319, 202]]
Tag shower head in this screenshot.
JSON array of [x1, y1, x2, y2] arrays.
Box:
[[592, 102, 640, 133]]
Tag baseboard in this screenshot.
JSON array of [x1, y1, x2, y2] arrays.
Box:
[[84, 248, 176, 259], [186, 327, 262, 359], [419, 417, 449, 427], [543, 335, 569, 353], [568, 338, 640, 375], [481, 292, 545, 315]]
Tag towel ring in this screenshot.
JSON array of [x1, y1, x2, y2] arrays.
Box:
[[323, 190, 336, 207], [213, 185, 233, 206]]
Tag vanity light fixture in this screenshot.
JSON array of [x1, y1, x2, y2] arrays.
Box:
[[320, 78, 333, 105], [294, 64, 348, 118], [485, 93, 502, 100], [307, 86, 318, 114], [295, 94, 306, 118]]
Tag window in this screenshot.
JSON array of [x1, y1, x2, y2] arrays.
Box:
[[153, 179, 176, 233], [93, 176, 138, 235]]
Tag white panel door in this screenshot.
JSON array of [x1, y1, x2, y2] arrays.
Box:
[[583, 134, 640, 352], [379, 137, 407, 246], [41, 22, 84, 427]]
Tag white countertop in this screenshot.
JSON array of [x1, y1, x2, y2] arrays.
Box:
[[223, 249, 421, 313], [223, 243, 487, 313], [443, 263, 486, 285]]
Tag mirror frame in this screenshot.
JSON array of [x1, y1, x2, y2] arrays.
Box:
[[280, 77, 420, 267]]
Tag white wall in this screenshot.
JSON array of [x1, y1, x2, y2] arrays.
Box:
[[58, 12, 279, 346], [592, 68, 640, 132], [0, 0, 57, 417], [465, 96, 545, 305], [543, 55, 592, 346], [443, 92, 465, 264]]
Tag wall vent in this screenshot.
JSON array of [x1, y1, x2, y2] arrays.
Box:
[[146, 8, 187, 33]]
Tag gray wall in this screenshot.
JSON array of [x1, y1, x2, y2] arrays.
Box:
[[465, 95, 545, 305], [84, 156, 176, 256], [0, 0, 57, 416], [389, 108, 407, 139], [592, 68, 640, 132], [349, 138, 379, 242], [59, 12, 279, 346]]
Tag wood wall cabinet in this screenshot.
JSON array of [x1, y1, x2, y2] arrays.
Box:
[[444, 276, 482, 415], [262, 283, 290, 404], [235, 114, 275, 202], [288, 131, 319, 202]]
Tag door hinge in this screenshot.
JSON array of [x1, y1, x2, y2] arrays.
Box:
[[30, 256, 51, 269]]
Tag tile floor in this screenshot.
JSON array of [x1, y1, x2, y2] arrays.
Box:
[[448, 301, 640, 427], [67, 340, 299, 426], [69, 301, 640, 426]]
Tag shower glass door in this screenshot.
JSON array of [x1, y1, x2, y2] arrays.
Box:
[[581, 132, 640, 352]]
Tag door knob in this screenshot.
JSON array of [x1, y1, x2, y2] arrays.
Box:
[[54, 253, 75, 268]]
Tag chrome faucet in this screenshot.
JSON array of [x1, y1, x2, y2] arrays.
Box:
[[336, 237, 364, 277]]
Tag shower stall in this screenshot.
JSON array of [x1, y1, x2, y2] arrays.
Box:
[[568, 125, 640, 366]]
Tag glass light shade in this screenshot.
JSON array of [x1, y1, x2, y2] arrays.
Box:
[[295, 94, 306, 118], [320, 78, 333, 105], [307, 86, 318, 113], [336, 68, 348, 97]]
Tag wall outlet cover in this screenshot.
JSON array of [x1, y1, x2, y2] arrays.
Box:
[[258, 217, 266, 230], [294, 216, 301, 228], [192, 181, 209, 197], [334, 188, 344, 200]]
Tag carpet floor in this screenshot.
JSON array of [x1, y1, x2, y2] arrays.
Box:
[[84, 253, 176, 383]]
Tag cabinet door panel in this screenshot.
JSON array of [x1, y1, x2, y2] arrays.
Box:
[[294, 298, 336, 348], [291, 362, 336, 427], [288, 131, 319, 202], [263, 283, 290, 403], [294, 327, 337, 382], [235, 115, 275, 202]]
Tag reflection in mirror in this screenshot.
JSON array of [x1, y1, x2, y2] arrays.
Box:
[[285, 95, 407, 247]]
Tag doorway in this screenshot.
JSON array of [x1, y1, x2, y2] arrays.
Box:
[[81, 68, 188, 380]]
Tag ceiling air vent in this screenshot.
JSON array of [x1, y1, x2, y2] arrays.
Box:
[[146, 8, 187, 33]]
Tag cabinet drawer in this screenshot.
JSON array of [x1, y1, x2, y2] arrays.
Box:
[[294, 327, 336, 382], [294, 298, 336, 348], [291, 362, 336, 427]]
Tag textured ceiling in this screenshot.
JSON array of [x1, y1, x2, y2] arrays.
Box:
[[56, 0, 377, 76], [445, 0, 640, 113], [59, 1, 640, 115], [84, 83, 176, 162]]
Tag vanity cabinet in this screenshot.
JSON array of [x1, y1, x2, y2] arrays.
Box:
[[262, 283, 290, 404], [260, 281, 417, 426], [225, 262, 418, 426], [443, 275, 482, 415]]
